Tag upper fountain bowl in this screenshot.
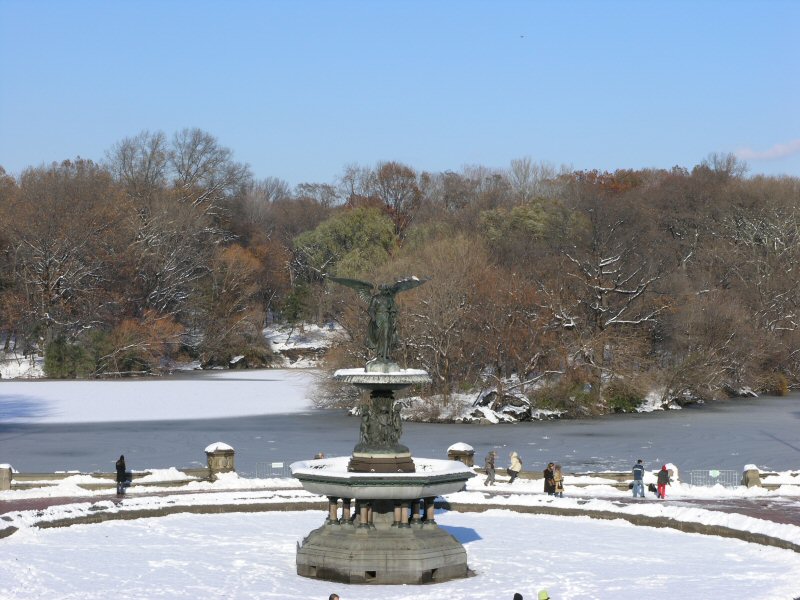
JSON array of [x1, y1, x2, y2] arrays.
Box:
[[333, 366, 432, 391]]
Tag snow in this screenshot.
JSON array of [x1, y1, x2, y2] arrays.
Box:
[[2, 445, 800, 598], [334, 367, 429, 376], [0, 369, 317, 423], [0, 348, 44, 379], [0, 323, 343, 380], [205, 441, 234, 453], [264, 323, 344, 368], [1, 497, 799, 599], [291, 456, 472, 479], [2, 327, 800, 596], [264, 323, 343, 352], [448, 442, 474, 452], [135, 467, 197, 483]]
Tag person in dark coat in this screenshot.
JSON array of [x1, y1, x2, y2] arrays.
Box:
[[656, 464, 671, 499], [115, 454, 127, 495], [631, 458, 646, 498], [543, 462, 556, 495]]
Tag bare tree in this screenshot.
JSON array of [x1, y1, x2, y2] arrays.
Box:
[[508, 157, 562, 203], [106, 130, 168, 205], [169, 128, 252, 211]]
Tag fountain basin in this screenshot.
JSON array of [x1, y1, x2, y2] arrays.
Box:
[[291, 457, 473, 499], [333, 367, 431, 391]]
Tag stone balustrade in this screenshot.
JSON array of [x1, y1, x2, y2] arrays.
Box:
[[1, 443, 236, 492]]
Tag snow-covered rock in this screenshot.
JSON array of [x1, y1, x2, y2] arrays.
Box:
[[263, 323, 344, 368]]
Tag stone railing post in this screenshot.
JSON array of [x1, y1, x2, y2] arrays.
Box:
[[742, 464, 762, 488], [204, 442, 235, 479], [0, 464, 12, 491], [447, 442, 475, 467]]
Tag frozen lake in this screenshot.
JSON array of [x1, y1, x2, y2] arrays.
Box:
[[1, 370, 799, 475]]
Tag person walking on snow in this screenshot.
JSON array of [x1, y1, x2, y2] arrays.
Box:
[[632, 458, 646, 498], [543, 462, 556, 495], [484, 450, 497, 486], [508, 451, 522, 484], [657, 464, 671, 499], [115, 454, 127, 495], [553, 464, 564, 497]]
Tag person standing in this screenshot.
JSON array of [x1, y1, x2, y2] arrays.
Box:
[[657, 464, 671, 499], [553, 464, 564, 497], [543, 462, 556, 495], [632, 459, 646, 498], [484, 450, 497, 486], [115, 454, 127, 495], [508, 451, 522, 484]]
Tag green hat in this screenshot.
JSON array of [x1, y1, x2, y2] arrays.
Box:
[[538, 590, 550, 600]]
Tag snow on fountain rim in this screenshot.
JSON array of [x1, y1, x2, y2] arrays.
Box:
[[332, 368, 431, 387], [290, 456, 473, 479], [334, 368, 430, 376]]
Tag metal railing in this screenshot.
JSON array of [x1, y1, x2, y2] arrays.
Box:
[[688, 469, 740, 488], [255, 461, 290, 478]]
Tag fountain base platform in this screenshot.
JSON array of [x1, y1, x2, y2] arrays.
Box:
[[292, 456, 474, 584], [296, 507, 469, 584]]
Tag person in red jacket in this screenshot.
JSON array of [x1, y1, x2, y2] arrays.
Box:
[[657, 464, 671, 499]]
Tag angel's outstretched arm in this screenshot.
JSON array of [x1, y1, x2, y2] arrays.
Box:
[[390, 276, 429, 294]]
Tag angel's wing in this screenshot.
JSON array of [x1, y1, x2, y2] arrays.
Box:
[[389, 276, 429, 294], [328, 276, 375, 303]]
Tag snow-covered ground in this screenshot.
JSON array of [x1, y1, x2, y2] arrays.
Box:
[[2, 455, 800, 598], [0, 369, 317, 423], [0, 348, 43, 379], [2, 496, 799, 599]]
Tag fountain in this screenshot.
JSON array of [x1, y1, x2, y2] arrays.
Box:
[[291, 276, 474, 584]]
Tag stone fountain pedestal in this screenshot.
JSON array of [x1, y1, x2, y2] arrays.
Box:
[[291, 363, 474, 585]]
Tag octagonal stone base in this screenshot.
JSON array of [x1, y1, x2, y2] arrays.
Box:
[[297, 520, 469, 584]]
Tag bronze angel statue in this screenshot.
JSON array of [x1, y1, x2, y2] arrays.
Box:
[[330, 276, 428, 362]]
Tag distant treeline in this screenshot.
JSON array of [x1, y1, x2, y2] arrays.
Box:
[[1, 129, 799, 414]]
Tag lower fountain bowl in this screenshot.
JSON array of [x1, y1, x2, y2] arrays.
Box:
[[291, 456, 474, 500]]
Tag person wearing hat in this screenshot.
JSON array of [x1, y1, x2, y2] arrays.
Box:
[[538, 590, 550, 600], [657, 464, 671, 499]]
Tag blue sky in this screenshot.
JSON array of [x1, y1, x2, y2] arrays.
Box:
[[1, 0, 798, 187]]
